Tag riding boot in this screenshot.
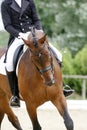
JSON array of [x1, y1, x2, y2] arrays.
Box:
[[6, 70, 20, 107], [49, 46, 74, 97]]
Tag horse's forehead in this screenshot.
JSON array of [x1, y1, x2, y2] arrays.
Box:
[[29, 30, 44, 41]]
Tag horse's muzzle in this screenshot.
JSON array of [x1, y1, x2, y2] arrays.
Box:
[[45, 78, 55, 86]]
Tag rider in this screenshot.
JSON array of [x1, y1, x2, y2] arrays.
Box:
[[1, 0, 74, 107]]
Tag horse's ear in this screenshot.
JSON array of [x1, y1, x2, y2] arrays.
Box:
[[38, 34, 46, 44], [22, 39, 28, 44], [22, 38, 31, 47]]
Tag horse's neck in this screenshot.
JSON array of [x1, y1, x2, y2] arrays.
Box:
[[0, 47, 7, 58], [23, 49, 39, 74]]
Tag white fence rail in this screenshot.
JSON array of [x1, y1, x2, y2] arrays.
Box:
[[63, 75, 87, 99]]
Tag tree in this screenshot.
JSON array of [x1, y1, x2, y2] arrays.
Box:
[[74, 45, 87, 75], [35, 0, 87, 57]]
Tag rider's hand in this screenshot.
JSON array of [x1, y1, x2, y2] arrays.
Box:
[[18, 32, 30, 40], [38, 30, 43, 32]]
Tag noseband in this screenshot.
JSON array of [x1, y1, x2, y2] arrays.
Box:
[[30, 27, 54, 75], [39, 64, 53, 75]]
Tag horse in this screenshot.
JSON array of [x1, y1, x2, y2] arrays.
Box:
[[0, 28, 74, 130], [17, 28, 74, 130], [0, 48, 23, 130]]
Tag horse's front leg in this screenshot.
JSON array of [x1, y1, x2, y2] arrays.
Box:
[[25, 101, 41, 130], [52, 95, 74, 130], [63, 108, 74, 130], [0, 111, 4, 130], [0, 94, 23, 130]]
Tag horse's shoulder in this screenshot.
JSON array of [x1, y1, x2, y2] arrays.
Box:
[[0, 47, 7, 58]]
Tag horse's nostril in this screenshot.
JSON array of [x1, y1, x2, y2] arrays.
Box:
[[52, 79, 55, 84], [46, 79, 55, 86]]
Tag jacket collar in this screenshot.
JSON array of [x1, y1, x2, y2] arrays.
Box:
[[9, 0, 30, 16], [10, 0, 21, 13], [20, 0, 30, 16], [5, 0, 12, 4]]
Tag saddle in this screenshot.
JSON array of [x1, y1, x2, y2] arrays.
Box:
[[13, 45, 23, 72]]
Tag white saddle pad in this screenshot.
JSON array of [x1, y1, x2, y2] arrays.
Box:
[[0, 54, 22, 76], [0, 54, 6, 75], [0, 45, 28, 76]]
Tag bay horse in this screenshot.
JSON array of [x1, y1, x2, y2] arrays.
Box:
[[0, 28, 74, 130], [18, 28, 74, 130]]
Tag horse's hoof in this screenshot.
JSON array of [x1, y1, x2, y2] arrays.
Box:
[[10, 96, 20, 107]]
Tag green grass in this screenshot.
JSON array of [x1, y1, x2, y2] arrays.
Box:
[[0, 31, 9, 47]]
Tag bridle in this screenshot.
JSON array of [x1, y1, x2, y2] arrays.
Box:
[[31, 26, 38, 48], [30, 26, 54, 75], [39, 64, 53, 75]]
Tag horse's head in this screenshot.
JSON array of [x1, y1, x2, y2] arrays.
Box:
[[23, 28, 55, 86]]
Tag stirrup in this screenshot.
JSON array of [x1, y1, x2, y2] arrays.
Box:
[[63, 85, 74, 97], [63, 85, 72, 90]]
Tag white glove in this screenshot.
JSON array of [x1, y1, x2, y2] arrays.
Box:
[[18, 32, 30, 40], [39, 30, 44, 32]]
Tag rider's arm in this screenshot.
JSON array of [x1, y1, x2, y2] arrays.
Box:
[[30, 0, 42, 30], [1, 2, 20, 37]]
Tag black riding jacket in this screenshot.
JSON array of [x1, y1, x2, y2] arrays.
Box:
[[1, 0, 42, 43]]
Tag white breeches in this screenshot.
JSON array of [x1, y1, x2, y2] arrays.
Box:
[[6, 38, 24, 71], [49, 43, 62, 62]]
